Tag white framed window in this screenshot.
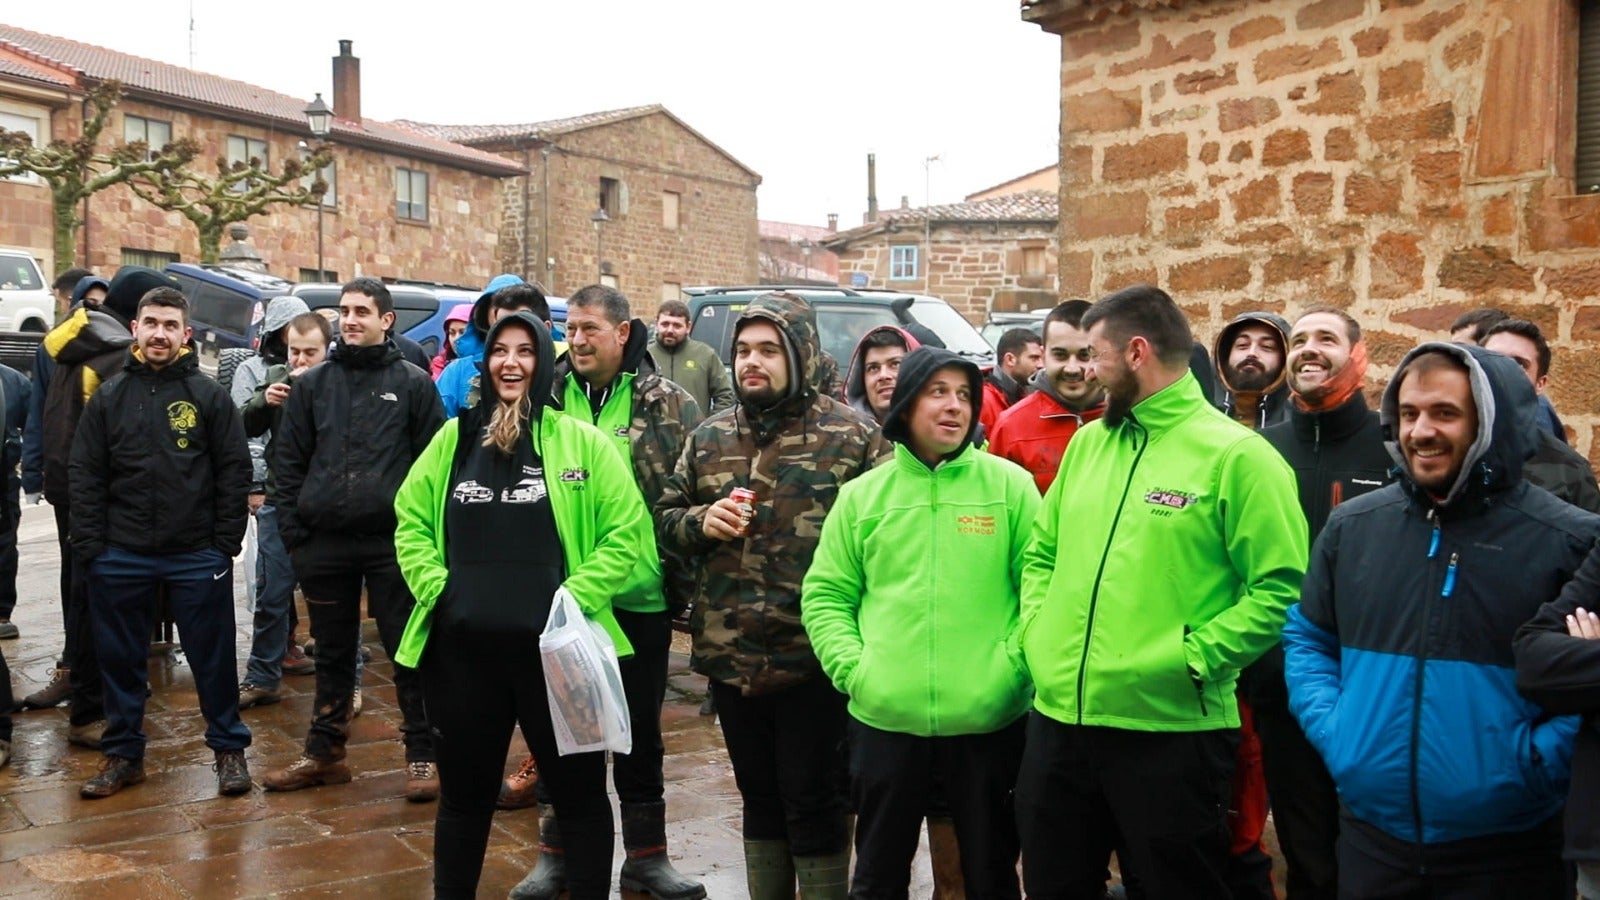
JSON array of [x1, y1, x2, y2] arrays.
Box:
[[890, 245, 918, 281], [123, 115, 172, 161], [226, 135, 268, 193], [397, 167, 429, 221], [0, 110, 42, 184]]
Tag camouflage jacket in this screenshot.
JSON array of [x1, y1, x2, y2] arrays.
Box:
[[656, 292, 891, 696]]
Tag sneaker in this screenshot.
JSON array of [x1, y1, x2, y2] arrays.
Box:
[[67, 719, 107, 750], [21, 667, 70, 710], [348, 688, 362, 721], [405, 761, 440, 803], [496, 755, 540, 810], [0, 619, 17, 639], [214, 749, 252, 795], [302, 637, 316, 657], [261, 755, 352, 792], [281, 643, 315, 677], [81, 755, 145, 798], [237, 682, 281, 710]]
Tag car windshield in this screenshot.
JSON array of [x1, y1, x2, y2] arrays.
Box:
[[910, 299, 994, 358]]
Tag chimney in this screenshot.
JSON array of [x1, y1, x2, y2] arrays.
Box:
[[866, 153, 878, 224], [901, 195, 910, 210], [826, 213, 838, 232], [332, 40, 360, 123]]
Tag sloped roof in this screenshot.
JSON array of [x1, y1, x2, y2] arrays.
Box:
[[0, 24, 523, 176], [0, 44, 74, 89], [402, 103, 761, 181], [759, 220, 837, 243], [1022, 0, 1221, 31], [965, 164, 1057, 201], [824, 190, 1058, 248]]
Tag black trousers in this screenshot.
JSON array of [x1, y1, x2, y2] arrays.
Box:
[[0, 487, 18, 620], [1015, 713, 1238, 900], [1255, 701, 1339, 900], [848, 715, 1025, 900], [712, 677, 850, 856], [291, 534, 431, 762], [423, 614, 611, 899], [57, 503, 102, 727], [1336, 827, 1566, 899]]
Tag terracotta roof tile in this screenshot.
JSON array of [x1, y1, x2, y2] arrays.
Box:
[[0, 24, 522, 176], [398, 105, 663, 144], [825, 191, 1058, 247]]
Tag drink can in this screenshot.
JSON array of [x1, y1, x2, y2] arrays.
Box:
[[730, 487, 756, 536]]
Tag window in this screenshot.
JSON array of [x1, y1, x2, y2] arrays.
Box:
[[600, 273, 619, 289], [890, 245, 919, 281], [299, 267, 337, 283], [396, 167, 429, 221], [299, 147, 336, 207], [599, 177, 627, 216], [662, 191, 681, 229], [1579, 0, 1600, 192], [1022, 246, 1047, 276], [662, 282, 681, 302], [0, 110, 41, 184], [123, 115, 172, 161], [226, 135, 268, 193], [121, 248, 179, 269]]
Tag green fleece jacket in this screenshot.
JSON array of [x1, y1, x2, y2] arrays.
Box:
[[803, 443, 1040, 736], [391, 408, 660, 666], [1020, 371, 1307, 731]]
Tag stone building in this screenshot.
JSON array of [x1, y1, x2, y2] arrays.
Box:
[[823, 191, 1060, 322], [403, 107, 760, 303], [1021, 0, 1600, 455], [0, 27, 522, 284], [967, 165, 1060, 202], [759, 218, 840, 285]]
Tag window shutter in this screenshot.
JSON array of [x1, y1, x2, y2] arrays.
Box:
[[1579, 0, 1600, 192]]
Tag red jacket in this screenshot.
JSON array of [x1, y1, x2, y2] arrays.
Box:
[[987, 389, 1104, 495], [979, 380, 1010, 438]]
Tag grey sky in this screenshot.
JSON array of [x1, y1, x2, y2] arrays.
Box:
[[4, 1, 1060, 228]]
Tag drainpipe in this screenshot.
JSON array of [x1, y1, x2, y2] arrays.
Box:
[[521, 144, 533, 281], [542, 145, 553, 291]]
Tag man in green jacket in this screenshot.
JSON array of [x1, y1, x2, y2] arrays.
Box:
[[648, 299, 734, 414], [1014, 285, 1307, 899], [804, 346, 1039, 898], [510, 284, 705, 900]]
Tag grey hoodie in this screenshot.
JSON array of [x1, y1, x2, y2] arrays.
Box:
[[233, 295, 311, 490]]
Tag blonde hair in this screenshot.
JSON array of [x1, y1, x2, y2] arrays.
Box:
[[483, 393, 533, 455]]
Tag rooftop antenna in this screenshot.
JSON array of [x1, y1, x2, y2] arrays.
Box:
[[188, 0, 195, 67]]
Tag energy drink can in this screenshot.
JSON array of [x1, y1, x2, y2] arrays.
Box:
[[730, 487, 756, 536]]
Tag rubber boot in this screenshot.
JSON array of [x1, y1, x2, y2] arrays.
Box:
[[618, 801, 707, 899], [744, 839, 795, 900], [508, 809, 565, 900], [794, 850, 850, 899], [927, 816, 966, 900]]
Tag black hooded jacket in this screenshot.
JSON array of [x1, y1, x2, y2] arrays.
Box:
[[272, 337, 446, 549], [40, 308, 134, 505], [68, 348, 251, 560], [882, 347, 983, 453]]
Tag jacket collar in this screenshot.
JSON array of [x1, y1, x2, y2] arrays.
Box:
[[126, 345, 199, 379], [1121, 370, 1210, 435], [331, 337, 402, 369], [1288, 390, 1372, 444], [891, 439, 974, 475]]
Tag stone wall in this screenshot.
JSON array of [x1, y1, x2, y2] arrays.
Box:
[[1030, 0, 1600, 457], [835, 222, 1060, 322]]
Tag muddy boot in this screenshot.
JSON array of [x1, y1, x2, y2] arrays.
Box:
[[794, 849, 850, 899], [927, 816, 966, 900], [744, 839, 795, 900], [508, 809, 565, 900], [618, 801, 706, 899]]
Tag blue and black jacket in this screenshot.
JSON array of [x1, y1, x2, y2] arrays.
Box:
[[1284, 341, 1600, 870]]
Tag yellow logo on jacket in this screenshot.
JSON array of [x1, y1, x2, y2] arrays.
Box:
[[167, 401, 198, 449], [685, 360, 698, 369]]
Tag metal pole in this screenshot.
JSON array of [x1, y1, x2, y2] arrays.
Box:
[[596, 224, 603, 281], [316, 200, 325, 280]]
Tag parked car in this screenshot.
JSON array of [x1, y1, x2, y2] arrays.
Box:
[[980, 310, 1049, 349], [683, 285, 994, 372], [0, 248, 57, 333], [164, 263, 292, 378]]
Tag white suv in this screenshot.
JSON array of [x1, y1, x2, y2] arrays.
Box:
[[0, 249, 56, 332]]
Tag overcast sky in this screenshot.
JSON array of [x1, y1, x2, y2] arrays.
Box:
[[5, 2, 1061, 228]]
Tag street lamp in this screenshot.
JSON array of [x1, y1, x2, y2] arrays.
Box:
[[591, 207, 609, 282], [304, 93, 333, 281]]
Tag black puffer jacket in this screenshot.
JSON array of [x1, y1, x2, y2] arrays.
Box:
[[68, 349, 251, 560], [272, 338, 445, 549]]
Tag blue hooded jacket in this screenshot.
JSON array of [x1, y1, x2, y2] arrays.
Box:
[[1284, 341, 1600, 864], [435, 273, 523, 417]]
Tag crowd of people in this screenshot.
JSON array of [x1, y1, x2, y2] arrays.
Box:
[[2, 266, 1600, 900]]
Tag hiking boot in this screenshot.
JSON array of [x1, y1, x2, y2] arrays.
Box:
[[405, 761, 439, 802], [619, 800, 707, 899], [509, 810, 565, 899], [81, 755, 145, 798], [21, 667, 70, 709], [67, 719, 106, 750], [349, 688, 362, 721], [237, 682, 281, 710], [214, 749, 252, 795], [281, 643, 315, 676], [497, 754, 540, 810], [0, 619, 17, 639], [261, 755, 351, 792]]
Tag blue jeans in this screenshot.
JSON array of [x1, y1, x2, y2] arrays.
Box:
[[88, 546, 251, 762], [244, 505, 295, 689]]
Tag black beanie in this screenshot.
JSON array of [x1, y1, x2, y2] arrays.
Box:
[[881, 347, 983, 447], [104, 266, 179, 324]]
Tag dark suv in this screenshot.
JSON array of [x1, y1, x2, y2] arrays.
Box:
[[684, 285, 994, 371], [164, 264, 293, 377]]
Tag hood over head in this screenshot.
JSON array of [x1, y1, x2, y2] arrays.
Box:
[[845, 324, 921, 420], [70, 275, 110, 308], [732, 291, 821, 411], [104, 266, 180, 325], [882, 347, 983, 450], [259, 295, 311, 361], [1213, 311, 1291, 396], [470, 274, 528, 335], [1380, 340, 1537, 510], [475, 310, 559, 415]]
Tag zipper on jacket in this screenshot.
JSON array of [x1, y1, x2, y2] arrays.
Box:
[[1076, 420, 1149, 723], [1410, 509, 1445, 872]]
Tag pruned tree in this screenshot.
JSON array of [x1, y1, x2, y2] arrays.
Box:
[[0, 80, 199, 271], [130, 145, 332, 264]]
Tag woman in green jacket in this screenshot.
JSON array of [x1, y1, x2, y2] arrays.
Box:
[[393, 311, 660, 900]]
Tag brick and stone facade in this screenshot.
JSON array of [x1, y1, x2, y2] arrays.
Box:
[[1024, 0, 1600, 457], [824, 191, 1060, 322], [409, 106, 760, 304]]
